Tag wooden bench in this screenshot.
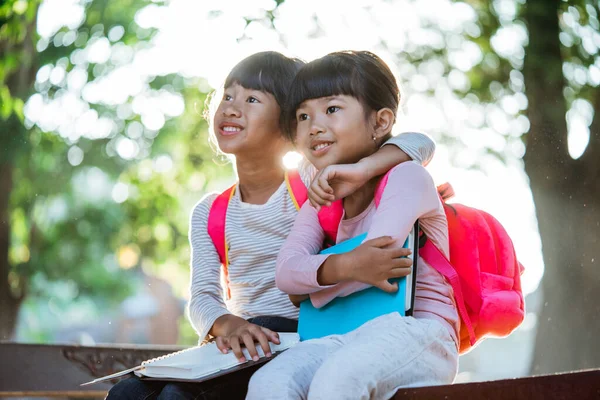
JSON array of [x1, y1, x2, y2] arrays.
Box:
[[0, 342, 181, 398], [1, 342, 599, 399]]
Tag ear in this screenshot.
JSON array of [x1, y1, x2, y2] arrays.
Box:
[[372, 108, 395, 139]]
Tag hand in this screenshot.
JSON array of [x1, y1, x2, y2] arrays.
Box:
[[215, 321, 280, 363], [288, 294, 309, 307], [347, 236, 413, 292], [309, 164, 370, 210]]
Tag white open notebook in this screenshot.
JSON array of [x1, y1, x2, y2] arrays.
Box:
[[82, 332, 299, 386]]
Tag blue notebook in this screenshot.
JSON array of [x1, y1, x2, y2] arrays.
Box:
[[298, 224, 418, 341]]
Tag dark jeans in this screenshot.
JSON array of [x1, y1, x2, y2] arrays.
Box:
[[105, 316, 298, 400]]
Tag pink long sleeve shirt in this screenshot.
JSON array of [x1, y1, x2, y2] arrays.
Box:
[[275, 162, 460, 346]]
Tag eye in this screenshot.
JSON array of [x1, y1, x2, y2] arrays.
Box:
[[297, 113, 308, 122], [223, 93, 233, 101], [247, 96, 259, 103], [326, 106, 340, 114]]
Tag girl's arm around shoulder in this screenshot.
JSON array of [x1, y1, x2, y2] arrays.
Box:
[[305, 132, 435, 210], [381, 131, 436, 166], [275, 202, 342, 294], [187, 193, 232, 341]]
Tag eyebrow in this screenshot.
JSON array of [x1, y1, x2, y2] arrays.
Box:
[[298, 95, 345, 109]]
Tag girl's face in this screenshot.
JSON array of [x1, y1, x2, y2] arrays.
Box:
[[214, 83, 286, 157], [295, 95, 376, 170]]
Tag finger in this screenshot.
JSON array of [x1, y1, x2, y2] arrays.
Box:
[[241, 332, 259, 361], [392, 257, 413, 269], [388, 247, 413, 258], [261, 327, 280, 345], [365, 236, 396, 248], [308, 185, 329, 206], [254, 330, 272, 358], [313, 181, 334, 203], [215, 337, 229, 354], [377, 280, 399, 293], [308, 194, 322, 211], [312, 185, 333, 206], [229, 336, 245, 363], [317, 175, 335, 197], [389, 266, 412, 278]]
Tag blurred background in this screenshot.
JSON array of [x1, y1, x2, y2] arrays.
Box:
[[1, 0, 598, 383]]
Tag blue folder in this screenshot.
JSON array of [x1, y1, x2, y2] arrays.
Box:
[[298, 224, 418, 341]]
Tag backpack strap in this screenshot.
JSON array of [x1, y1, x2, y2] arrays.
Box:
[[420, 242, 476, 346], [374, 169, 393, 207], [319, 169, 395, 245], [377, 173, 476, 345], [207, 184, 236, 299], [206, 171, 307, 300], [285, 169, 308, 211], [318, 201, 344, 245]]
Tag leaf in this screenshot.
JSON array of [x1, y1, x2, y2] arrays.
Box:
[[12, 97, 24, 121]]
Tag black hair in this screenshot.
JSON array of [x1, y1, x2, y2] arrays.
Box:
[[224, 51, 305, 110], [283, 50, 400, 141]]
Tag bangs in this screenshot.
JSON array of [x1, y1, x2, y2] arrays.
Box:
[[225, 63, 275, 96], [224, 52, 303, 109], [283, 55, 363, 138]]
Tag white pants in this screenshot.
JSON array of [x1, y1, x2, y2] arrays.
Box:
[[246, 313, 458, 400]]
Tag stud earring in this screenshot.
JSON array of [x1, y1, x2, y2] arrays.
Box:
[[372, 136, 377, 142]]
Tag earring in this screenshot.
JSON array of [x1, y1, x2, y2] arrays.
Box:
[[372, 136, 377, 142]]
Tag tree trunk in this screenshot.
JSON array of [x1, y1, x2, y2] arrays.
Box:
[[524, 0, 600, 374], [0, 8, 38, 341], [0, 160, 23, 341]]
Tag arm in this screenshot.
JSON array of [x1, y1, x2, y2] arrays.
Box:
[[310, 163, 441, 306], [308, 132, 435, 208], [381, 131, 436, 167], [275, 202, 335, 294], [364, 162, 440, 243], [187, 195, 236, 340], [275, 195, 415, 296], [359, 131, 436, 178], [189, 196, 279, 360]]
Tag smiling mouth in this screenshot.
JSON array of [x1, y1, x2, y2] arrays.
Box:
[[312, 142, 333, 152], [220, 125, 243, 135]]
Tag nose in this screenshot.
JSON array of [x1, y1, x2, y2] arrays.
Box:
[[308, 118, 325, 136], [222, 101, 241, 118]]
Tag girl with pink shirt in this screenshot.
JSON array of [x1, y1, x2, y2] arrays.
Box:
[[246, 51, 459, 400]]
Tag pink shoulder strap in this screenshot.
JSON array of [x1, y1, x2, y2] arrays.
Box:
[[374, 169, 393, 207], [285, 169, 308, 210], [318, 200, 344, 244], [419, 241, 476, 345], [207, 185, 236, 299], [319, 170, 394, 245]]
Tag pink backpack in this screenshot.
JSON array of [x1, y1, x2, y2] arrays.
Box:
[[207, 170, 307, 300], [317, 171, 525, 354]]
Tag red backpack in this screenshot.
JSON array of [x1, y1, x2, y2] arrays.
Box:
[[316, 170, 525, 354], [207, 170, 307, 300]]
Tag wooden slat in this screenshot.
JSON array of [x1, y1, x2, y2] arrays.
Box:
[[395, 369, 600, 399]]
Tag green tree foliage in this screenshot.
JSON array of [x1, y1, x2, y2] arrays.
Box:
[[0, 0, 238, 341]]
